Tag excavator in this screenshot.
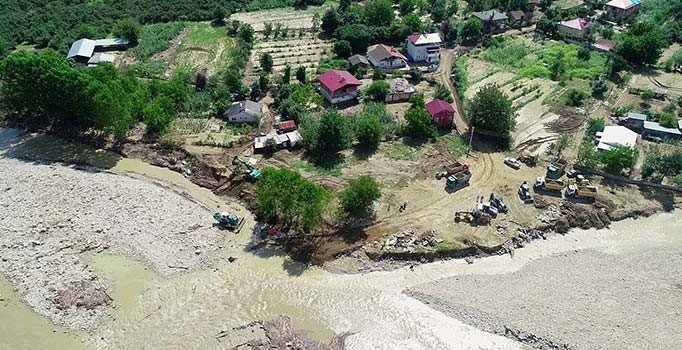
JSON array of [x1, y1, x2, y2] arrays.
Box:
[[213, 212, 245, 232], [232, 156, 261, 181]]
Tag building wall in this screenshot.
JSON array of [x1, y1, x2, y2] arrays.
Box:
[[407, 42, 440, 63], [432, 111, 454, 128], [319, 85, 359, 104], [558, 25, 588, 39], [368, 56, 406, 71], [228, 111, 260, 124], [606, 5, 639, 19], [385, 91, 414, 103]]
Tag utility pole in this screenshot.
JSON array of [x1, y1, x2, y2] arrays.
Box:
[[467, 126, 474, 157]]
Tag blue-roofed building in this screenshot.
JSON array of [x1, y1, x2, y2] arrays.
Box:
[[66, 38, 130, 64], [643, 121, 682, 141], [605, 0, 642, 20]]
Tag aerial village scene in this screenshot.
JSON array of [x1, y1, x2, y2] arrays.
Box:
[[0, 0, 681, 349]]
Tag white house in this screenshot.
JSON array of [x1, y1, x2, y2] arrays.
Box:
[[595, 125, 638, 151], [367, 44, 408, 71], [406, 33, 442, 63], [66, 38, 129, 64], [225, 100, 262, 124]]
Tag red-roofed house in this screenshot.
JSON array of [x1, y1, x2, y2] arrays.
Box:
[[591, 38, 616, 52], [425, 99, 455, 129], [276, 120, 297, 133], [317, 70, 363, 105], [558, 18, 592, 40], [406, 33, 442, 63]]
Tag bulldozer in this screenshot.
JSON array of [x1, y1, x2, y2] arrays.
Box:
[[232, 156, 261, 181], [213, 212, 245, 232], [454, 210, 492, 226], [518, 153, 537, 167]]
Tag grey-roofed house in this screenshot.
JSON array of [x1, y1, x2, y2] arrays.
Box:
[[367, 44, 408, 71], [385, 78, 416, 103], [67, 38, 130, 64], [623, 111, 647, 132], [643, 121, 682, 141], [225, 100, 262, 124], [472, 10, 509, 32], [348, 54, 370, 67], [508, 10, 526, 27]]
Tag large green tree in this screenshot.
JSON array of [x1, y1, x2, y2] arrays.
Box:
[[301, 111, 354, 155], [113, 18, 141, 45], [363, 0, 394, 27], [405, 106, 438, 140], [339, 176, 382, 217], [355, 112, 384, 148], [467, 83, 515, 138], [322, 8, 342, 35], [616, 22, 668, 66], [365, 80, 390, 102], [256, 168, 331, 232], [336, 24, 373, 54]]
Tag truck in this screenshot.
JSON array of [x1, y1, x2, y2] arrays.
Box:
[[566, 184, 598, 199], [534, 176, 565, 192], [436, 161, 469, 179], [446, 170, 471, 190], [546, 159, 568, 179]]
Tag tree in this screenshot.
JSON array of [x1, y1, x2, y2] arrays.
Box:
[[260, 53, 274, 73], [548, 133, 572, 158], [282, 65, 292, 84], [143, 96, 174, 133], [238, 24, 255, 47], [301, 111, 354, 155], [339, 176, 382, 217], [435, 83, 454, 103], [259, 72, 270, 93], [467, 83, 515, 138], [562, 88, 589, 107], [587, 117, 606, 135], [576, 141, 600, 169], [402, 13, 423, 33], [263, 22, 273, 39], [322, 8, 342, 35], [223, 67, 244, 93], [333, 40, 352, 58], [400, 0, 416, 15], [256, 168, 331, 232], [296, 66, 307, 83], [212, 7, 226, 26], [642, 145, 682, 183], [577, 47, 591, 61], [355, 112, 384, 147], [600, 146, 638, 174], [658, 113, 677, 128], [591, 77, 608, 99], [536, 17, 557, 37], [336, 24, 373, 54], [431, 1, 447, 23], [616, 22, 668, 66], [458, 18, 483, 43], [405, 106, 438, 140], [364, 0, 395, 27], [365, 80, 390, 102], [113, 18, 141, 45]]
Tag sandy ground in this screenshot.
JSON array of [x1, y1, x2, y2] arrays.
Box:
[[0, 153, 223, 330], [408, 246, 682, 350]]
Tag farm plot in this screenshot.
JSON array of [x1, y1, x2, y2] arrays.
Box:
[[229, 5, 330, 32], [173, 22, 233, 74], [251, 34, 333, 74]]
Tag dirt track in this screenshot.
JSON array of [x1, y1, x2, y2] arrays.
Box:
[[434, 48, 469, 134]]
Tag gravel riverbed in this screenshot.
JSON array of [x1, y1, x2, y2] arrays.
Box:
[[0, 156, 223, 330], [407, 247, 682, 350]]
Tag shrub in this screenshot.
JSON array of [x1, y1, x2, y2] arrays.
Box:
[[561, 88, 589, 107], [339, 176, 381, 218], [333, 40, 352, 58], [405, 106, 437, 140], [587, 117, 606, 135], [355, 112, 384, 147], [365, 80, 390, 102]]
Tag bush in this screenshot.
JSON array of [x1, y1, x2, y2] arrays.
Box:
[[590, 77, 608, 98], [134, 22, 186, 60], [339, 176, 381, 218], [405, 106, 437, 140], [301, 111, 354, 155], [600, 146, 638, 174], [143, 97, 175, 133], [355, 112, 384, 147], [333, 40, 352, 59], [259, 53, 273, 73], [561, 88, 589, 107], [113, 18, 141, 45], [434, 83, 454, 103], [587, 117, 606, 135], [365, 80, 390, 102]]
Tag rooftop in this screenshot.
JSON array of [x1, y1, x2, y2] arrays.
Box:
[[425, 99, 455, 116], [67, 39, 96, 59], [627, 112, 647, 121], [592, 38, 616, 52], [317, 70, 362, 92], [348, 54, 369, 66], [407, 33, 442, 45], [559, 18, 592, 31], [508, 11, 526, 20], [596, 125, 638, 151], [644, 121, 682, 135], [388, 78, 416, 93], [226, 100, 262, 117], [367, 44, 407, 62], [606, 0, 641, 10], [472, 10, 509, 22]]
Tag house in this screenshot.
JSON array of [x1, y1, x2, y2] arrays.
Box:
[[67, 38, 129, 63], [406, 33, 442, 63], [367, 44, 408, 71], [471, 10, 509, 32], [558, 18, 592, 40], [276, 120, 297, 133], [591, 38, 616, 52], [254, 130, 302, 152], [595, 125, 638, 151], [317, 70, 363, 105], [87, 53, 116, 66], [385, 78, 416, 103], [348, 54, 370, 67], [225, 100, 262, 123], [508, 11, 527, 27], [622, 111, 647, 132], [605, 0, 641, 20], [643, 121, 682, 141], [425, 99, 455, 129]]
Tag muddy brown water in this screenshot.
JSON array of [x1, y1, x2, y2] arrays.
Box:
[[1, 128, 680, 350]]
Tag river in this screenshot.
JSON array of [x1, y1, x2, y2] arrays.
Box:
[[0, 129, 679, 349]]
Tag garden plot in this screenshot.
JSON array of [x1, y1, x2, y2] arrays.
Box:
[[230, 5, 330, 32], [173, 22, 232, 74], [251, 34, 332, 73]]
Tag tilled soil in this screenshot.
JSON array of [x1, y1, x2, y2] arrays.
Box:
[[0, 157, 223, 330], [407, 248, 682, 350]]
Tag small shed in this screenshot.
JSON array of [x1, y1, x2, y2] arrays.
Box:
[[591, 38, 616, 52], [225, 100, 262, 124], [623, 111, 647, 132], [643, 121, 682, 141], [348, 54, 370, 67], [386, 78, 416, 103], [276, 120, 297, 133], [425, 99, 455, 129]]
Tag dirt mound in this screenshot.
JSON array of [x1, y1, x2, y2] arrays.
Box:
[[555, 201, 611, 233], [52, 280, 112, 310], [545, 107, 586, 133]]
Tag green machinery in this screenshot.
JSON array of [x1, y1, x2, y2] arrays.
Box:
[[232, 156, 261, 181], [213, 212, 245, 232]]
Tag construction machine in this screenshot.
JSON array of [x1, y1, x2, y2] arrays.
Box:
[[518, 153, 537, 167], [454, 210, 492, 225], [534, 176, 565, 193], [436, 161, 469, 179], [566, 184, 598, 199], [518, 181, 534, 203], [213, 212, 245, 232], [446, 170, 471, 190], [546, 159, 568, 179], [489, 193, 508, 213], [232, 156, 261, 181]]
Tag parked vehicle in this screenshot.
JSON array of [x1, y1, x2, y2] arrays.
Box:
[[566, 184, 598, 199], [546, 159, 568, 179], [518, 181, 533, 203], [446, 170, 471, 190], [436, 161, 469, 179], [534, 176, 564, 192], [489, 193, 508, 213], [566, 169, 579, 178], [504, 157, 522, 170]]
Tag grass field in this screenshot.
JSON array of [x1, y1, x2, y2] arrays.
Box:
[[175, 22, 233, 73]]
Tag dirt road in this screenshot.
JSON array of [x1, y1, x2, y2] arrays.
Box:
[[435, 48, 469, 134]]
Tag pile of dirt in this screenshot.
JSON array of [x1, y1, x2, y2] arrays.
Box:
[[555, 201, 611, 233], [51, 280, 112, 310]]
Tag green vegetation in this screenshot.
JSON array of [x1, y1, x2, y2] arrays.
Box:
[[576, 141, 600, 169], [365, 80, 390, 102], [260, 53, 274, 73], [435, 83, 454, 103], [560, 88, 589, 107], [467, 83, 515, 140], [642, 143, 682, 184], [600, 146, 639, 174], [113, 18, 141, 45], [338, 176, 381, 217], [587, 117, 606, 136], [256, 168, 332, 232], [386, 143, 416, 161], [405, 106, 438, 141], [301, 111, 354, 156], [355, 112, 384, 148], [134, 22, 186, 60], [452, 57, 468, 101], [616, 22, 668, 66], [448, 136, 469, 159], [639, 0, 682, 43]]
